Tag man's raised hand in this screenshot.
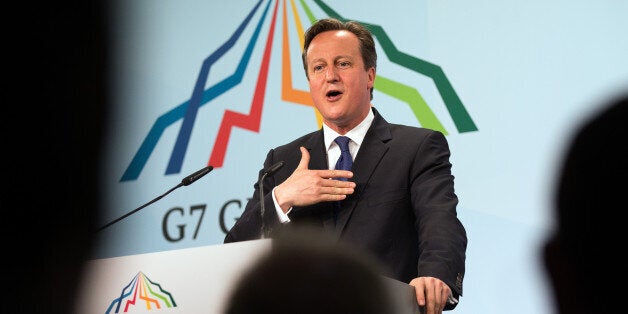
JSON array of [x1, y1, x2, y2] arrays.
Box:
[[274, 147, 355, 212]]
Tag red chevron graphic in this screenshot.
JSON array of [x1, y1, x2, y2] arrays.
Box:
[[209, 0, 280, 168]]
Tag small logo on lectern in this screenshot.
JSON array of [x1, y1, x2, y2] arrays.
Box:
[[105, 271, 177, 313]]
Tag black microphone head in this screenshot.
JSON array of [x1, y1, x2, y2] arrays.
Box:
[[182, 166, 214, 186], [264, 161, 285, 177]]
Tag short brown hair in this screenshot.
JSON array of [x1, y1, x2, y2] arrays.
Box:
[[302, 18, 377, 100]]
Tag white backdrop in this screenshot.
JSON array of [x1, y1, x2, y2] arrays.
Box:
[[93, 1, 628, 313]]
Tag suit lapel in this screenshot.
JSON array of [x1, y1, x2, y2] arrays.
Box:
[[333, 108, 393, 236], [304, 131, 328, 170]]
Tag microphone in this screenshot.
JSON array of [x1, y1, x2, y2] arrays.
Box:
[[259, 161, 285, 238], [182, 166, 213, 186], [96, 165, 214, 233], [264, 160, 285, 176]]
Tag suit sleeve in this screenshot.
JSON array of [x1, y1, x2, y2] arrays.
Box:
[[411, 130, 467, 304]]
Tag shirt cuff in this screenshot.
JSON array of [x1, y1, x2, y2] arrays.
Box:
[[272, 187, 291, 223], [448, 293, 459, 305]]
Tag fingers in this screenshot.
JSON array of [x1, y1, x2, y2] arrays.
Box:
[[296, 146, 310, 170], [319, 186, 355, 200], [429, 283, 444, 314], [296, 146, 353, 180], [440, 287, 450, 310], [327, 169, 353, 180], [300, 177, 355, 201], [409, 278, 426, 307], [313, 168, 353, 181], [409, 277, 448, 314]]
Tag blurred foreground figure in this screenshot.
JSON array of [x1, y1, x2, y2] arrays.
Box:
[[543, 93, 628, 314], [224, 227, 396, 314], [4, 2, 108, 313]]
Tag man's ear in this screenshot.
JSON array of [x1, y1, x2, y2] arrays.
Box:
[[367, 67, 375, 89]]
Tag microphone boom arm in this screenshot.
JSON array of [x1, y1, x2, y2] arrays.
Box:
[[96, 166, 213, 233]]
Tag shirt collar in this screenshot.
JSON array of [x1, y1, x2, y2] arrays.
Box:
[[323, 107, 375, 150]]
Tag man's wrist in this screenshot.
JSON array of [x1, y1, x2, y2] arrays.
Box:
[[272, 187, 291, 223]]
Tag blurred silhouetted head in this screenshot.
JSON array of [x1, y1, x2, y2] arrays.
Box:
[[543, 93, 628, 314], [224, 226, 395, 314]]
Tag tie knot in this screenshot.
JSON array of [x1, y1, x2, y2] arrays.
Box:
[[334, 136, 351, 152]]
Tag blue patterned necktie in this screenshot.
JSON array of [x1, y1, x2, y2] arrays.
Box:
[[332, 136, 352, 225], [334, 136, 353, 177]]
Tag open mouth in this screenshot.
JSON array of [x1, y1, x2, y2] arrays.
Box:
[[326, 90, 342, 100]]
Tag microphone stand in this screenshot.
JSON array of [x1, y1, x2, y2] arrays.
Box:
[[259, 172, 270, 239], [259, 161, 285, 238]]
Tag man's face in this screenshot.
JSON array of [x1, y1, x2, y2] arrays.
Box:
[[305, 30, 375, 133]]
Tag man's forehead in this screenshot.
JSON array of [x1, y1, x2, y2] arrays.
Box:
[[307, 31, 359, 55]]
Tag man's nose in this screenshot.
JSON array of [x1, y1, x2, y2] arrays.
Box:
[[325, 67, 339, 82]]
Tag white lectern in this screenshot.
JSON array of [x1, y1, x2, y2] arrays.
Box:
[[74, 239, 420, 314]]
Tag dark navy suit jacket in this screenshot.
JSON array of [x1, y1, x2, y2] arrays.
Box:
[[225, 107, 467, 304]]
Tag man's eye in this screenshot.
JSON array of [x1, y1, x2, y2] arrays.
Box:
[[338, 61, 351, 68], [313, 65, 324, 71]]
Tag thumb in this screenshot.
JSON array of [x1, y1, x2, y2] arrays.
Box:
[[296, 146, 310, 170]]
